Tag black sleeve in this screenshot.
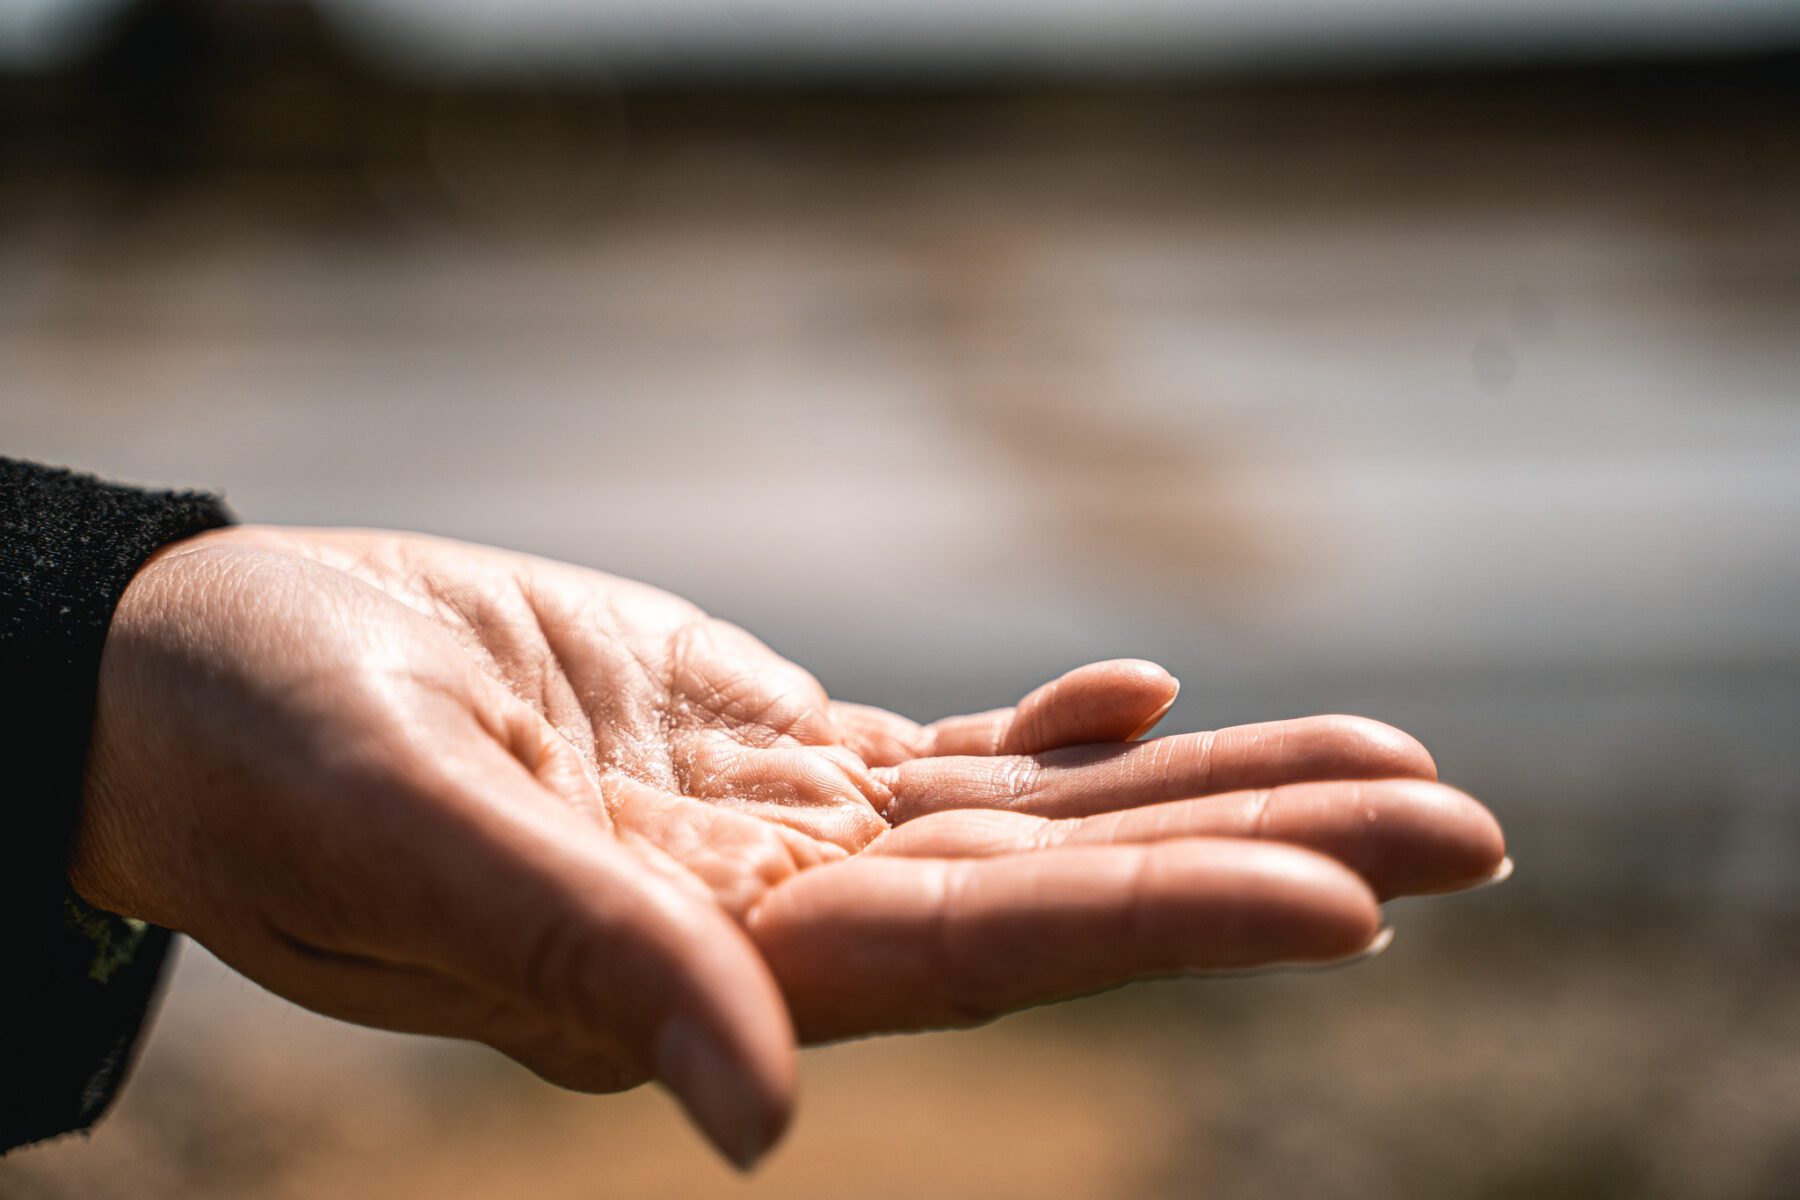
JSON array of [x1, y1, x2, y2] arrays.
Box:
[[1, 458, 233, 1153]]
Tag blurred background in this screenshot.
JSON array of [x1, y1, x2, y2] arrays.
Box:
[[3, 1, 1799, 1196]]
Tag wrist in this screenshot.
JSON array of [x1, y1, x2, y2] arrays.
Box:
[[69, 527, 231, 925]]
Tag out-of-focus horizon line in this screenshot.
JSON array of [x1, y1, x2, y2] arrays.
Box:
[[7, 0, 1800, 77]]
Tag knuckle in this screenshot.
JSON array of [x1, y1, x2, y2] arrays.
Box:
[[999, 757, 1044, 807], [1245, 787, 1276, 839]]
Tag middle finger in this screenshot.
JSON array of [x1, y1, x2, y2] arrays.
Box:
[[875, 714, 1437, 823]]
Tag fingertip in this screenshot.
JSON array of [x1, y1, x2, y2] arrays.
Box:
[[1425, 788, 1508, 894], [654, 925, 797, 1170], [1352, 923, 1396, 963], [1232, 841, 1384, 963], [1356, 777, 1506, 896], [1108, 659, 1180, 738], [1007, 659, 1182, 753], [1125, 697, 1179, 742], [740, 997, 800, 1166], [656, 1012, 797, 1170], [1136, 839, 1381, 969], [1082, 659, 1179, 707], [1101, 657, 1179, 689], [1446, 791, 1506, 889], [1308, 870, 1384, 962], [1313, 715, 1439, 781], [1468, 855, 1515, 892]]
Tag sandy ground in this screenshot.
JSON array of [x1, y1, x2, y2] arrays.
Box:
[[5, 915, 1799, 1199]]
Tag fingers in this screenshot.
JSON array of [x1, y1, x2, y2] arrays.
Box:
[[828, 658, 1179, 766], [746, 839, 1381, 1043], [877, 714, 1437, 823], [868, 778, 1506, 899]]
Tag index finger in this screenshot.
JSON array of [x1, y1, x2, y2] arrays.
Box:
[[828, 659, 1180, 765]]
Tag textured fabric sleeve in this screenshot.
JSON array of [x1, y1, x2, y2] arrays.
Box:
[[1, 458, 234, 1153]]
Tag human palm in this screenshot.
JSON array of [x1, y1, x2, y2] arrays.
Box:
[[72, 527, 1505, 1166]]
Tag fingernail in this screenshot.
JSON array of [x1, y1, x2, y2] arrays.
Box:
[[1127, 692, 1179, 741], [1465, 855, 1515, 892], [1341, 924, 1395, 965], [655, 1017, 773, 1171], [1275, 925, 1395, 975]]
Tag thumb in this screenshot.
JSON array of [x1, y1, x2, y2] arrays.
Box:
[[392, 724, 797, 1168]]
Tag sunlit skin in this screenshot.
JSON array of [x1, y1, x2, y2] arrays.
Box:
[[70, 527, 1507, 1168]]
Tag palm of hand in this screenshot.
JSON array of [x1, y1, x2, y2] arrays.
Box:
[[75, 526, 1506, 1167], [324, 528, 900, 908]]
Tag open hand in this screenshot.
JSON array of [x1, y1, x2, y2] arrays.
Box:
[[71, 527, 1505, 1166]]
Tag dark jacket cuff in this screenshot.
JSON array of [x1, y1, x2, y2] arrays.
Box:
[[1, 458, 233, 1152]]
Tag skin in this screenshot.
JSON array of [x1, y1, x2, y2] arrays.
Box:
[[69, 526, 1507, 1168]]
